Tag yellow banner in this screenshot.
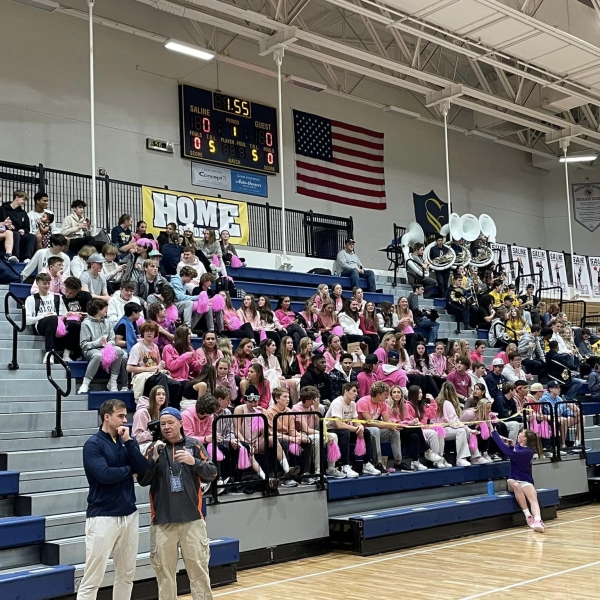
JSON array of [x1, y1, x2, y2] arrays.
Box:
[[141, 185, 249, 246]]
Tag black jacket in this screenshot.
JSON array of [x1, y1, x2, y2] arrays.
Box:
[[492, 393, 521, 422], [139, 435, 217, 525], [0, 202, 30, 234], [300, 365, 332, 400]]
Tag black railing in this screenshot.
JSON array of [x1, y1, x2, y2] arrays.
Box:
[[46, 351, 72, 438], [538, 285, 563, 308], [494, 259, 523, 284], [523, 401, 556, 461], [560, 300, 587, 329], [554, 400, 585, 460], [3, 291, 26, 370], [0, 159, 353, 259]]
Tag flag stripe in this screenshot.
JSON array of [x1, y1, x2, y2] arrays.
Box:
[[331, 132, 384, 151], [333, 157, 385, 174], [297, 186, 387, 210], [297, 179, 381, 203], [332, 145, 384, 162], [331, 120, 384, 139], [296, 173, 385, 197], [296, 160, 384, 186]]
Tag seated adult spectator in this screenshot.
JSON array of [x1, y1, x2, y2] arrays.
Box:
[[30, 256, 65, 295], [338, 298, 373, 353], [111, 213, 137, 257], [157, 222, 178, 250], [335, 238, 376, 292], [545, 340, 586, 401], [107, 281, 142, 325], [492, 382, 522, 441], [27, 191, 51, 233], [408, 284, 440, 343], [357, 381, 403, 473], [541, 381, 581, 450], [114, 302, 142, 354], [220, 229, 244, 267], [25, 272, 70, 364], [330, 353, 358, 399], [446, 357, 472, 403], [177, 247, 206, 289], [80, 253, 110, 301], [60, 199, 102, 253], [485, 358, 508, 405], [101, 243, 125, 293], [79, 299, 127, 394], [502, 352, 533, 383], [0, 190, 36, 261], [264, 387, 311, 485], [132, 384, 167, 451], [474, 294, 496, 331], [325, 382, 378, 477], [21, 233, 70, 280], [406, 242, 437, 298], [489, 308, 511, 349], [300, 354, 332, 406]]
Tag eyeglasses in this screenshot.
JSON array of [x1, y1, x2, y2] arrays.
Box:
[[246, 397, 259, 402]]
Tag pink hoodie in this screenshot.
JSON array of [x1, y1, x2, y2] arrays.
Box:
[[182, 407, 214, 443], [132, 396, 153, 444], [162, 345, 200, 381]]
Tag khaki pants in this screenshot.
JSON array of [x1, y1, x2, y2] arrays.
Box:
[[76, 512, 139, 600], [150, 519, 213, 600]]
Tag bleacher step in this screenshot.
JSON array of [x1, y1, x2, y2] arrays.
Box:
[[0, 411, 97, 432], [0, 564, 75, 600], [0, 432, 96, 453], [19, 468, 88, 495], [0, 448, 84, 473], [0, 400, 90, 414]]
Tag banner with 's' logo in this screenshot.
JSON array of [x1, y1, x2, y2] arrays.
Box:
[[412, 190, 449, 235]]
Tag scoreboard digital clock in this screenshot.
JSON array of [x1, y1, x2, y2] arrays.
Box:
[[179, 84, 279, 175]]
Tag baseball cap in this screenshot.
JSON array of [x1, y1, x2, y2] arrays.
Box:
[[491, 358, 505, 367], [365, 354, 379, 365], [547, 381, 560, 389], [388, 350, 400, 360], [87, 253, 106, 264], [160, 407, 182, 420], [148, 249, 162, 257], [345, 238, 355, 244], [529, 383, 543, 392]]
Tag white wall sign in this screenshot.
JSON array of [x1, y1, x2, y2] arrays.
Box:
[[589, 256, 600, 299], [191, 163, 231, 191], [511, 245, 533, 291], [572, 254, 591, 297], [491, 243, 511, 282], [549, 251, 568, 295], [531, 248, 552, 289], [572, 183, 600, 232]]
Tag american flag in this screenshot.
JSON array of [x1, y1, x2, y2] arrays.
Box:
[[293, 110, 386, 210]]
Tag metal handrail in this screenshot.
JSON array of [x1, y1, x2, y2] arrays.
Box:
[[4, 291, 26, 370], [46, 350, 72, 438]]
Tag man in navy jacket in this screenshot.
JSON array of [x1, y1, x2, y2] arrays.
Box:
[[77, 399, 149, 600]]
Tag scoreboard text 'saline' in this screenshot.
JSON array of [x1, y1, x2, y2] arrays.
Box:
[[179, 85, 279, 175]]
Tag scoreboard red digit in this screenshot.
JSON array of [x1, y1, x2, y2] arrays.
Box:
[[179, 84, 279, 174]]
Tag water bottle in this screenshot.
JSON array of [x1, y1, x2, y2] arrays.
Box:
[[487, 480, 495, 496]]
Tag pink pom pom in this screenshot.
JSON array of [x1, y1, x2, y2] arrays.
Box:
[[432, 426, 446, 439], [259, 329, 267, 341], [101, 344, 118, 372], [538, 421, 551, 439], [480, 421, 490, 440], [212, 255, 220, 267], [211, 294, 225, 312], [288, 442, 302, 456], [231, 255, 243, 268], [354, 437, 366, 457], [528, 417, 539, 434], [194, 291, 210, 315], [332, 326, 344, 337], [315, 335, 323, 344], [237, 445, 252, 470], [206, 443, 224, 462], [489, 412, 499, 423], [56, 317, 67, 338], [251, 416, 263, 432], [229, 316, 243, 330], [327, 441, 341, 463], [165, 304, 178, 325], [66, 314, 81, 322], [136, 316, 145, 327], [469, 433, 478, 452]]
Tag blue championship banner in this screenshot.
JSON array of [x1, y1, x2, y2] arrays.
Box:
[[412, 190, 449, 235]]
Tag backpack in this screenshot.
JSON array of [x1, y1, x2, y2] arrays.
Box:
[[308, 268, 331, 276]]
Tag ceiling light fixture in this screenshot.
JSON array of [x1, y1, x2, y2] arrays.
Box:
[[558, 155, 597, 163], [383, 106, 420, 120], [164, 39, 214, 61]]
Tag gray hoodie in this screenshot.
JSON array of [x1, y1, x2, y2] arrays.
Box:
[[81, 315, 116, 353]]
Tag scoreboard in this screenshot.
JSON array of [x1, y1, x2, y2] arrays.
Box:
[[179, 84, 279, 174]]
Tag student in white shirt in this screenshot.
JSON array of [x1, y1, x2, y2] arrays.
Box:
[[21, 234, 70, 280], [107, 281, 143, 326]]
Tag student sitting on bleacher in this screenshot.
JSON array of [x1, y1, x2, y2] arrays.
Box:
[[446, 357, 472, 404], [240, 364, 271, 410], [25, 272, 71, 365], [110, 214, 137, 257], [589, 362, 600, 401], [197, 229, 227, 277], [502, 352, 533, 383], [79, 299, 127, 394], [278, 336, 300, 380], [216, 358, 238, 402], [296, 299, 319, 340], [169, 267, 217, 332], [21, 233, 70, 280], [377, 300, 399, 335], [29, 255, 65, 295], [254, 339, 299, 404], [316, 300, 343, 348], [311, 284, 330, 311], [492, 382, 522, 442], [409, 341, 441, 397], [300, 354, 332, 406], [467, 361, 490, 401], [80, 254, 110, 301], [339, 298, 374, 353], [429, 342, 449, 384], [60, 199, 101, 253], [233, 338, 254, 379], [114, 302, 142, 355], [489, 308, 511, 349], [219, 230, 244, 267], [176, 248, 205, 291], [163, 325, 201, 382], [258, 296, 286, 347], [219, 291, 255, 340], [335, 238, 376, 292], [545, 340, 586, 401], [351, 287, 366, 311], [237, 294, 261, 343], [359, 301, 380, 353], [541, 382, 581, 451], [330, 353, 359, 399], [275, 296, 308, 347], [292, 386, 325, 479], [331, 283, 344, 312], [107, 281, 142, 326]]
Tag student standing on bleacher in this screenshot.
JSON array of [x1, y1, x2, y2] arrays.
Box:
[[77, 399, 149, 600], [335, 239, 376, 292]]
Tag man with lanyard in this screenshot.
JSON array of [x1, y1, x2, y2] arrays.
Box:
[[139, 407, 217, 600], [428, 234, 452, 298], [77, 399, 149, 600]]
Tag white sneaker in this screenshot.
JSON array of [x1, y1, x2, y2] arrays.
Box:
[[326, 467, 346, 479], [42, 352, 54, 365], [434, 460, 448, 468], [425, 449, 443, 463], [62, 350, 72, 362], [411, 461, 428, 471], [483, 452, 492, 462], [78, 381, 90, 394], [456, 458, 472, 467], [107, 378, 118, 392], [471, 456, 489, 465], [340, 464, 359, 478], [120, 386, 129, 392], [23, 258, 30, 264], [362, 462, 382, 476], [443, 459, 452, 468]]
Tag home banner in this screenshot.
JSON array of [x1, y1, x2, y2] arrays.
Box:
[[572, 254, 591, 298], [141, 185, 249, 246], [412, 190, 449, 235], [589, 256, 600, 298], [531, 248, 552, 289], [549, 251, 568, 295]]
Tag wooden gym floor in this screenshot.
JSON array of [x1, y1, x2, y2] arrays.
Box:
[[180, 505, 600, 600]]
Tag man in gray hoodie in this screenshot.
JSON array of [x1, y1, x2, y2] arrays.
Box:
[[79, 298, 127, 394]]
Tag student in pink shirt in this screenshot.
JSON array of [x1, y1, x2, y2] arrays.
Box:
[[470, 340, 486, 365], [374, 333, 396, 364], [331, 283, 344, 313], [215, 357, 238, 402], [357, 355, 379, 397], [236, 294, 261, 344], [194, 331, 223, 370], [359, 301, 380, 354], [182, 393, 219, 445], [219, 290, 255, 340], [324, 334, 343, 373], [162, 325, 200, 381], [446, 357, 473, 403], [356, 381, 403, 472], [232, 338, 254, 379], [239, 364, 271, 410], [429, 341, 449, 388]]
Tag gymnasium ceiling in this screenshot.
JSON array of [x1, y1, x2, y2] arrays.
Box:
[[19, 0, 600, 163]]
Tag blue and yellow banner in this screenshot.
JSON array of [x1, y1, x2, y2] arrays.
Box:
[[412, 190, 449, 235]]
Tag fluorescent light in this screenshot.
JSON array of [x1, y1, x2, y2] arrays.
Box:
[[559, 155, 597, 163], [282, 75, 327, 92], [383, 106, 420, 120], [10, 0, 58, 12], [164, 39, 214, 61]]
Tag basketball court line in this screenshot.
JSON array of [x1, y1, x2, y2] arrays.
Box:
[[213, 512, 600, 597]]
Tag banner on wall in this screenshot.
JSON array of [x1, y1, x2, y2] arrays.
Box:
[[572, 183, 600, 232], [412, 190, 449, 235], [511, 245, 533, 290], [572, 254, 591, 297], [531, 248, 552, 289], [141, 185, 249, 246], [491, 243, 511, 282], [549, 251, 568, 295], [589, 256, 600, 298]]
